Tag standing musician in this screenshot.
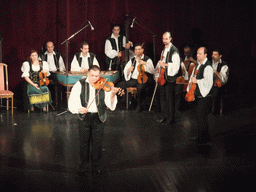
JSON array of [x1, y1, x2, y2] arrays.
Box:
[[187, 47, 213, 146], [211, 49, 229, 114], [155, 32, 181, 125], [68, 65, 119, 177], [116, 44, 155, 112], [104, 24, 132, 71], [70, 42, 99, 72], [21, 49, 52, 112]]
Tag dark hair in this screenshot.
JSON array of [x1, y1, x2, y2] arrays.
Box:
[[212, 49, 222, 56], [134, 43, 143, 49], [112, 24, 121, 30], [80, 42, 89, 49], [89, 65, 101, 72]]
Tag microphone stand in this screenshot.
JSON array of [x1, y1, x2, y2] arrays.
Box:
[[131, 19, 157, 64], [57, 23, 91, 116]]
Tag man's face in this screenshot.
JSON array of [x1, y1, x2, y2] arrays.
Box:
[[30, 52, 38, 61], [46, 42, 54, 54], [197, 48, 207, 63], [184, 47, 191, 57], [162, 33, 172, 46], [88, 69, 100, 85], [81, 45, 89, 55], [112, 26, 120, 36], [212, 51, 222, 62], [134, 46, 142, 56]]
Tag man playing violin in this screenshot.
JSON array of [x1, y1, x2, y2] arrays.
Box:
[[117, 44, 155, 112], [70, 42, 99, 72], [68, 65, 119, 177], [155, 32, 181, 125], [211, 49, 229, 114], [188, 47, 213, 146]]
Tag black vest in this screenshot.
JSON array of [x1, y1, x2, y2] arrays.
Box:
[[212, 60, 228, 73], [75, 52, 95, 68], [29, 61, 42, 83], [195, 60, 213, 97], [105, 35, 124, 65], [164, 45, 181, 83], [79, 79, 107, 123], [43, 52, 61, 70]]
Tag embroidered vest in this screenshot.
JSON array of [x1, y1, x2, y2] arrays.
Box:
[[29, 61, 42, 83], [79, 78, 107, 122]]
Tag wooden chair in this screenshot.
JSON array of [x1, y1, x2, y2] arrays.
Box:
[[126, 87, 137, 109], [0, 63, 14, 115]]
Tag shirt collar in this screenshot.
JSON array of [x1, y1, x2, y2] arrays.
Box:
[[45, 51, 56, 55], [80, 52, 90, 58], [212, 58, 222, 64], [200, 58, 208, 65], [111, 33, 119, 39]]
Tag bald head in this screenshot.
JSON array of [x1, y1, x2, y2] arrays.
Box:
[[197, 47, 207, 63], [162, 32, 172, 47], [46, 41, 54, 54]]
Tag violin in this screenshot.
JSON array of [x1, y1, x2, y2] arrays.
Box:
[[137, 50, 148, 84], [39, 71, 50, 86], [214, 72, 222, 87], [93, 77, 124, 96], [157, 55, 166, 86], [185, 64, 199, 102]]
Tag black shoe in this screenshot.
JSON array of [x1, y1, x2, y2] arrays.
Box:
[[135, 106, 142, 112], [161, 119, 175, 125], [156, 118, 165, 123]]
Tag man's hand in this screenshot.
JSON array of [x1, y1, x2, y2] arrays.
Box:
[[125, 42, 131, 49], [159, 61, 167, 67], [191, 77, 197, 83], [138, 60, 147, 66], [118, 51, 122, 58], [78, 107, 88, 114], [127, 66, 134, 75]]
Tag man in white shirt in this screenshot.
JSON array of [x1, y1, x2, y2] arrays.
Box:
[[211, 49, 229, 114], [104, 24, 132, 73], [117, 44, 155, 112], [68, 65, 119, 177], [188, 47, 213, 146], [155, 32, 181, 125], [70, 42, 99, 72]]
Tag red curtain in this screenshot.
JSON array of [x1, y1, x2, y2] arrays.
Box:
[[0, 0, 255, 93]]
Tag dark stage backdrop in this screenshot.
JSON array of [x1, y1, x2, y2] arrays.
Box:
[[0, 0, 256, 94]]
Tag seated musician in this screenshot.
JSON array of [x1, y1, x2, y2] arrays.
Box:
[[116, 44, 155, 112], [21, 49, 52, 112], [70, 42, 99, 72], [211, 49, 229, 114]]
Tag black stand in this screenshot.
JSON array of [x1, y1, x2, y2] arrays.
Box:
[[132, 19, 157, 64], [57, 23, 91, 116]]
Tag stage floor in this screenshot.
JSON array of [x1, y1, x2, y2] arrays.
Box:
[[0, 100, 256, 191]]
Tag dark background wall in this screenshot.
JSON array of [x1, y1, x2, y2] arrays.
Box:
[[0, 0, 256, 94]]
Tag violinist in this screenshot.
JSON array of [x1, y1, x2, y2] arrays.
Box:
[[68, 65, 119, 177], [155, 32, 181, 125], [116, 44, 155, 112], [21, 49, 52, 112], [211, 49, 229, 114], [187, 47, 213, 146], [70, 42, 99, 72]]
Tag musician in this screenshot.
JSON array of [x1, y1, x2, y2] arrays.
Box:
[[116, 44, 155, 112], [68, 65, 119, 177], [104, 24, 132, 71], [155, 32, 181, 125], [211, 49, 229, 114], [70, 42, 99, 72], [21, 49, 52, 112], [188, 47, 213, 145]]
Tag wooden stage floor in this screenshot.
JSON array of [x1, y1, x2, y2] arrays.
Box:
[[0, 97, 256, 191]]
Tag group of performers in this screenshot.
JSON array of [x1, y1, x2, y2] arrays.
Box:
[[20, 24, 229, 177]]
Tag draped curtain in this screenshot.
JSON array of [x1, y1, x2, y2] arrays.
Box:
[[0, 0, 255, 93]]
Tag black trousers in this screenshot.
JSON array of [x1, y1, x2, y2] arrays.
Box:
[[78, 113, 104, 172], [158, 81, 175, 121], [196, 96, 212, 144]]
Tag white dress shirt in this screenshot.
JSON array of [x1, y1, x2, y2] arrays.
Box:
[[70, 52, 99, 71], [68, 78, 117, 114], [155, 43, 180, 78], [44, 51, 65, 72], [104, 33, 132, 59], [212, 59, 229, 86], [21, 61, 49, 77], [123, 54, 156, 81], [187, 58, 213, 97]]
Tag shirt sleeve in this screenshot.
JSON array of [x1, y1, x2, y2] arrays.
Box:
[[105, 39, 118, 59], [219, 65, 229, 85], [70, 55, 80, 71], [144, 58, 156, 75], [104, 91, 117, 111], [93, 57, 100, 67], [181, 61, 189, 80], [197, 65, 213, 97], [122, 36, 133, 48], [68, 81, 83, 114], [123, 60, 132, 81], [59, 56, 66, 71], [21, 61, 30, 78], [167, 52, 180, 76]]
